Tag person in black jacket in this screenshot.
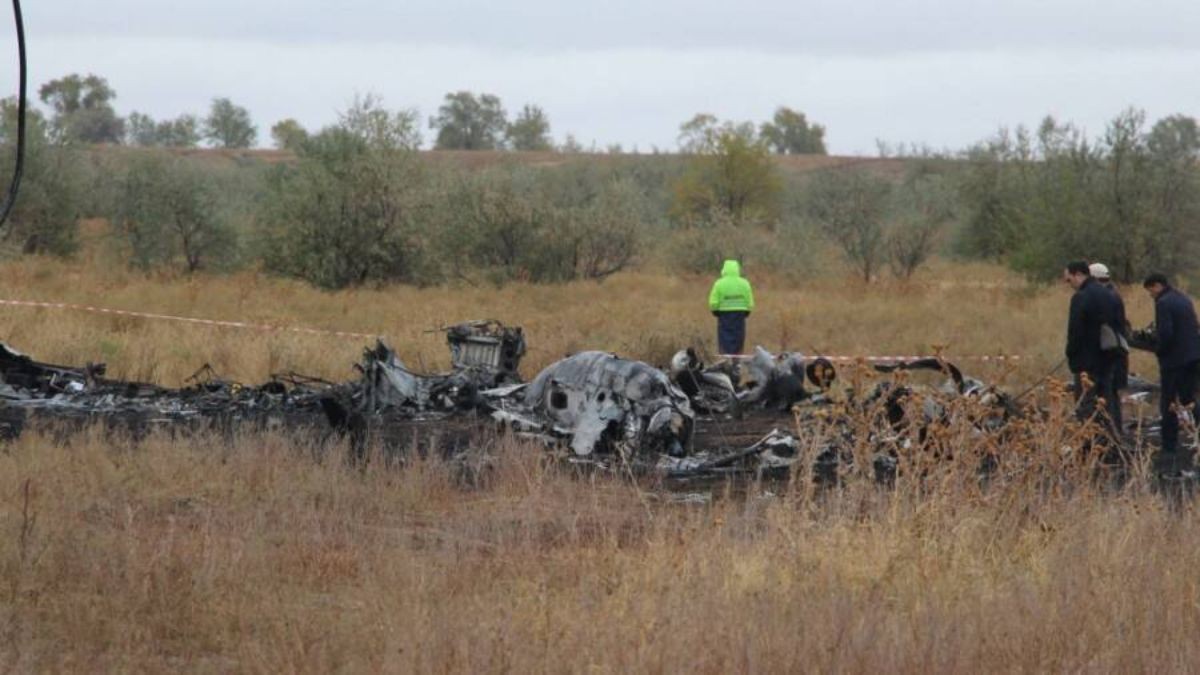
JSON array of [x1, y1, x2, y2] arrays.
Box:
[[1091, 263, 1129, 427], [1143, 273, 1200, 469], [1064, 261, 1122, 439]]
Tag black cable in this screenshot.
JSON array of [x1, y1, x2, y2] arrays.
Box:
[[0, 0, 25, 230], [1011, 357, 1067, 403]]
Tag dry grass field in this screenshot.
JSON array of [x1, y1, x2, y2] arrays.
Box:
[[0, 253, 1194, 672], [0, 249, 1163, 387]]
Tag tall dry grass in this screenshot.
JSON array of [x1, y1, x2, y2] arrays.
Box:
[[0, 255, 1192, 671], [0, 254, 1164, 387], [0, 424, 1197, 672]]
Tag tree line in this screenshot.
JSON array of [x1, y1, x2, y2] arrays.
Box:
[[3, 74, 1198, 289], [38, 74, 259, 149], [0, 91, 831, 287], [956, 110, 1200, 282], [27, 72, 833, 157]]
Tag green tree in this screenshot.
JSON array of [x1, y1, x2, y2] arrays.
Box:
[[203, 97, 257, 148], [0, 98, 84, 255], [671, 128, 781, 226], [430, 164, 645, 284], [436, 168, 545, 282], [338, 94, 421, 150], [126, 111, 157, 146], [1143, 115, 1200, 281], [270, 118, 309, 151], [1096, 108, 1153, 282], [807, 170, 892, 281], [887, 166, 956, 278], [559, 134, 584, 153], [506, 104, 552, 151], [37, 73, 124, 144], [259, 96, 424, 289], [126, 112, 200, 148], [676, 113, 756, 154], [430, 91, 507, 150], [1147, 114, 1200, 159], [956, 127, 1036, 261], [677, 113, 718, 153], [156, 115, 200, 147], [559, 177, 642, 279], [1098, 110, 1200, 282], [759, 106, 827, 155], [955, 110, 1200, 282], [112, 152, 238, 272]]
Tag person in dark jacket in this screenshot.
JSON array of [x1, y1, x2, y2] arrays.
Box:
[[1064, 261, 1122, 439], [1091, 263, 1129, 427], [1142, 273, 1200, 470]]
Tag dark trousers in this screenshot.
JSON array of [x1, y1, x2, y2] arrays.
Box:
[[1159, 360, 1200, 458], [1113, 352, 1129, 392], [1075, 357, 1121, 440], [716, 312, 748, 355]]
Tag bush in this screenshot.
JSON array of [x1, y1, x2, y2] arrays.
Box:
[[428, 164, 649, 285], [886, 165, 956, 278], [0, 98, 84, 257], [111, 151, 239, 272], [661, 210, 819, 283], [806, 170, 892, 281], [805, 164, 955, 281], [258, 99, 426, 289], [956, 111, 1200, 282], [527, 175, 647, 282], [671, 130, 781, 227]]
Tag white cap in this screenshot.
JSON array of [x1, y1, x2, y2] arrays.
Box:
[[1089, 262, 1110, 280]]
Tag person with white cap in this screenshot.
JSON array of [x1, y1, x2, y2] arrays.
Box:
[[1090, 263, 1130, 430], [1063, 260, 1125, 443]]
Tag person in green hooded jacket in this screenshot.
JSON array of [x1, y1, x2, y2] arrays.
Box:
[[708, 259, 755, 354]]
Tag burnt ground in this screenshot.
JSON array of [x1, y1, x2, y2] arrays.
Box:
[[0, 400, 792, 461], [7, 400, 1195, 499], [692, 411, 795, 451]]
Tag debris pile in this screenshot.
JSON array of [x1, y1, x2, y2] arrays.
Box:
[[0, 342, 336, 439], [0, 319, 1164, 486], [504, 350, 694, 457], [445, 320, 525, 376]]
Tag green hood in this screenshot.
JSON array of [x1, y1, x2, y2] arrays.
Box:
[[709, 259, 754, 312]]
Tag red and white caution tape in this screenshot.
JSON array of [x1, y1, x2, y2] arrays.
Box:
[[830, 355, 1027, 360], [0, 298, 379, 340], [0, 296, 1027, 361], [720, 354, 1025, 363]]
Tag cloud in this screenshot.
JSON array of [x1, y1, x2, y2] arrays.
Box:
[[12, 2, 1200, 153], [25, 33, 1200, 153], [28, 0, 1200, 53]]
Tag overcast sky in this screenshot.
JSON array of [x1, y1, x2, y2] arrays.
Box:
[[7, 1, 1200, 153]]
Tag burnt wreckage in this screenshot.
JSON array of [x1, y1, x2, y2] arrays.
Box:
[[0, 320, 1161, 482]]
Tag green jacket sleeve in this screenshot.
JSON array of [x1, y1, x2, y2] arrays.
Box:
[[746, 281, 755, 312], [708, 281, 721, 310]]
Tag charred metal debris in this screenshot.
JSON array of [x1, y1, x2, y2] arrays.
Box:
[[0, 319, 1155, 484]]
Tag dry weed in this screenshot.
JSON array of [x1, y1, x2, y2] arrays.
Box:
[[0, 257, 1191, 672], [0, 408, 1192, 672]]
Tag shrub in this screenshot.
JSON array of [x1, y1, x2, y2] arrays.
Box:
[[258, 99, 426, 289], [111, 151, 239, 272]]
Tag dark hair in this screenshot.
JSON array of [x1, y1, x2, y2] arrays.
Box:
[[1065, 261, 1090, 276], [1143, 273, 1170, 288]]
